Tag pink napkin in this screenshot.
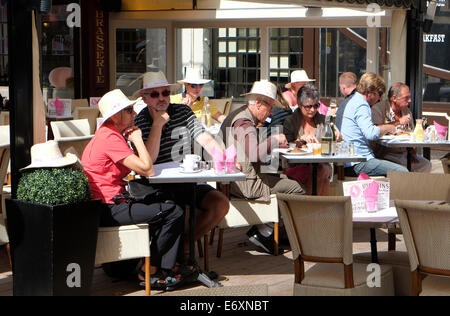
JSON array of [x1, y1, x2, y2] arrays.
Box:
[[318, 101, 328, 116], [212, 147, 226, 174], [434, 121, 448, 139], [225, 144, 237, 173], [54, 97, 64, 116], [363, 181, 379, 212], [357, 172, 371, 181]]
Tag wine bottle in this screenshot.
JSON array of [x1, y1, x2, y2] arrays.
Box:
[[321, 116, 333, 156]]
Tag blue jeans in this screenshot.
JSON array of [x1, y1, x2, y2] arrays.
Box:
[[353, 158, 409, 177]]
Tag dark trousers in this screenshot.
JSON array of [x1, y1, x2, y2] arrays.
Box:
[[100, 201, 185, 271]]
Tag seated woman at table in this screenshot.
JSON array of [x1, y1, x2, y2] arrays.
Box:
[[81, 89, 187, 291], [171, 68, 226, 123], [283, 84, 339, 196]]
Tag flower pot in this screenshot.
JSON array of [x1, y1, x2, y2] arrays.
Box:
[[5, 199, 101, 296]]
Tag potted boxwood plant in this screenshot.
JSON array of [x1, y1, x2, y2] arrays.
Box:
[[6, 141, 101, 296]]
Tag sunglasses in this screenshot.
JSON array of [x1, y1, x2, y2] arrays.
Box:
[[143, 90, 171, 98], [302, 104, 320, 110], [123, 106, 134, 114], [189, 84, 204, 89]]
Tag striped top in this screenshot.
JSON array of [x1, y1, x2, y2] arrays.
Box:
[[134, 103, 205, 164]]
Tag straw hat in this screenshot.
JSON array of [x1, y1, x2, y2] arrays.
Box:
[[20, 140, 78, 171], [244, 80, 282, 108], [285, 70, 315, 89], [98, 89, 140, 126], [134, 71, 180, 96], [178, 68, 211, 85]]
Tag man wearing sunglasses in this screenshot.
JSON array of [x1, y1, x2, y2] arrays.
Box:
[[340, 73, 408, 177], [171, 68, 226, 123], [134, 71, 230, 264], [371, 83, 431, 173]]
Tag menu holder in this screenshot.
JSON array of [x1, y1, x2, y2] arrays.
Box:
[[47, 98, 72, 118], [343, 179, 390, 214]]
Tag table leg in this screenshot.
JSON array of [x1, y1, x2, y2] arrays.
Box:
[[189, 183, 197, 264], [370, 228, 379, 264], [423, 147, 431, 161], [406, 148, 412, 171], [312, 163, 318, 196]]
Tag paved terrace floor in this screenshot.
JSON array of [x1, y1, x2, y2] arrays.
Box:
[[0, 157, 446, 296]]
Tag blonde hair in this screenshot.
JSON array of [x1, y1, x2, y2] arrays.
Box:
[[357, 73, 386, 97], [339, 72, 357, 87]]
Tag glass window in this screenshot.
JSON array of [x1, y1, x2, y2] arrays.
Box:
[[115, 28, 166, 97], [423, 5, 450, 103], [176, 28, 260, 99], [41, 4, 76, 103], [320, 28, 367, 97], [269, 28, 303, 87]]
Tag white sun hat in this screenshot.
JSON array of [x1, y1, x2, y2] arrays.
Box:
[[20, 140, 79, 171], [285, 70, 315, 89], [178, 68, 211, 85], [134, 71, 180, 96], [98, 89, 140, 126], [244, 80, 282, 108]]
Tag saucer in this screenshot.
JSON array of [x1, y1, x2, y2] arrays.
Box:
[[179, 167, 202, 174]]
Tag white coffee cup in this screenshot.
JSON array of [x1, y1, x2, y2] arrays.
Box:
[[182, 154, 201, 171]]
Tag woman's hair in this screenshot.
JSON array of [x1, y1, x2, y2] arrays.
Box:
[[357, 73, 386, 97], [297, 84, 319, 106], [272, 81, 290, 110]]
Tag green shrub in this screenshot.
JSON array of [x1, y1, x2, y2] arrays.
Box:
[[17, 168, 91, 206]]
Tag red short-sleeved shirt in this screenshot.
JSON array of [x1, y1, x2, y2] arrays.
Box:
[[81, 125, 134, 204]]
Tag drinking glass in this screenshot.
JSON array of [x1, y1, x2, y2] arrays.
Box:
[[313, 143, 321, 155]]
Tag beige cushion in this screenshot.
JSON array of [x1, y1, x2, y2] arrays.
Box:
[[302, 262, 392, 289], [354, 251, 412, 296], [420, 275, 450, 296], [218, 194, 278, 228], [95, 224, 150, 265], [294, 263, 395, 296]]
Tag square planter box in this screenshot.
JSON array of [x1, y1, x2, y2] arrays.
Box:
[[5, 199, 101, 296]]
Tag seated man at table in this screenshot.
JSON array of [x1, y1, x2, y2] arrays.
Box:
[[134, 71, 229, 264], [220, 80, 305, 254], [371, 83, 432, 173], [335, 72, 357, 131], [341, 73, 409, 176]]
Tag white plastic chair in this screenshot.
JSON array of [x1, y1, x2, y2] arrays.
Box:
[[50, 119, 93, 157], [95, 224, 151, 295]]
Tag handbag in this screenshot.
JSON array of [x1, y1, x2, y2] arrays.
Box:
[[112, 177, 173, 205]]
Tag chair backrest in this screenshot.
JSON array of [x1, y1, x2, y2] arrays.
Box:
[[395, 200, 450, 294], [0, 125, 9, 144], [277, 194, 353, 265], [73, 107, 100, 134], [0, 111, 9, 125], [210, 97, 232, 116], [71, 99, 89, 114], [51, 119, 92, 139], [387, 171, 450, 202]]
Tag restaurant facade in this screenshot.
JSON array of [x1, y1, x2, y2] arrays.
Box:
[[3, 0, 450, 191]]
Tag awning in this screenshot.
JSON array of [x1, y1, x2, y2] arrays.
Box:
[[120, 0, 417, 11]]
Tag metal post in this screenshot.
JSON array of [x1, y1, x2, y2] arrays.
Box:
[[7, 0, 34, 198], [406, 0, 427, 121]]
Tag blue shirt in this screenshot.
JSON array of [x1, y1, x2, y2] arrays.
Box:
[[341, 92, 380, 166]]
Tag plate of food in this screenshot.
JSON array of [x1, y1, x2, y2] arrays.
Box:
[[274, 147, 312, 156]]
